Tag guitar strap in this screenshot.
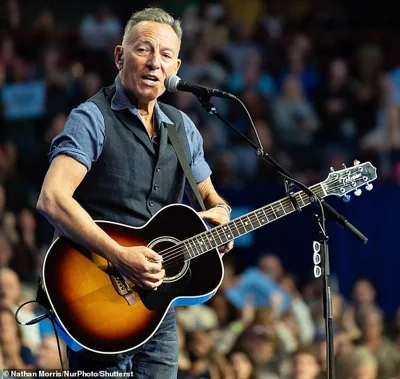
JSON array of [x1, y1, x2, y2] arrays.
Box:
[[157, 101, 207, 212], [166, 123, 207, 212]]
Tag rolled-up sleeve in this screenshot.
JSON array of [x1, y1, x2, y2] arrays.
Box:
[[179, 111, 212, 183], [48, 102, 105, 171]]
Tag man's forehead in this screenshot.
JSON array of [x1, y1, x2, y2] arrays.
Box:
[[129, 21, 180, 45]]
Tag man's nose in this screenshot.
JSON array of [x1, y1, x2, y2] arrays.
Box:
[[147, 52, 161, 70]]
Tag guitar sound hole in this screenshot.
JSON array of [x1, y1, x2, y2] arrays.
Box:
[[150, 239, 189, 282]]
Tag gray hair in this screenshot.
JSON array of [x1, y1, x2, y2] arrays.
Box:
[[122, 7, 182, 46], [346, 347, 378, 372]]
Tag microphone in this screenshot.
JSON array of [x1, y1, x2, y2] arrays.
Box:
[[164, 75, 236, 100]]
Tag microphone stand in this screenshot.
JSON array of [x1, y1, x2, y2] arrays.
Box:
[[194, 94, 368, 379]]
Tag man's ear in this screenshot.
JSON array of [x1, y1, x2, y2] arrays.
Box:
[[114, 45, 124, 70], [176, 58, 181, 74]]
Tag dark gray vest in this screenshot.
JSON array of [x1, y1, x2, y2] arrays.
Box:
[[73, 85, 192, 226]]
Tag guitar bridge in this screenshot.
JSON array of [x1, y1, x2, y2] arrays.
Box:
[[108, 262, 137, 306]]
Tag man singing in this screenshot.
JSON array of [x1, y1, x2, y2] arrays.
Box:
[[37, 7, 233, 378]]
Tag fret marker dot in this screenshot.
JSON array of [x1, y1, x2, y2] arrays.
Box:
[[262, 219, 265, 222], [228, 234, 231, 238], [245, 222, 248, 225]]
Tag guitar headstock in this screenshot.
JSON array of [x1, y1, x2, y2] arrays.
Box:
[[322, 160, 377, 200]]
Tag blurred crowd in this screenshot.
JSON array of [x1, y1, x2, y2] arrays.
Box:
[[1, 0, 400, 377], [3, 255, 400, 378]]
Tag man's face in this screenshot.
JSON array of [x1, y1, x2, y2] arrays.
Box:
[[0, 271, 20, 307], [116, 21, 181, 104], [352, 280, 375, 305], [291, 353, 321, 379]]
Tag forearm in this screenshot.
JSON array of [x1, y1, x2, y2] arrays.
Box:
[[196, 177, 234, 253], [197, 178, 229, 209], [37, 192, 121, 263], [204, 191, 227, 209]]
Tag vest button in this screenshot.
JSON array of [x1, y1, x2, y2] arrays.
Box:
[[149, 201, 154, 207], [156, 167, 161, 172], [154, 184, 159, 190]]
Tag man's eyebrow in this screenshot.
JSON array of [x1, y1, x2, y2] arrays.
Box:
[[135, 39, 152, 46], [135, 40, 177, 53]]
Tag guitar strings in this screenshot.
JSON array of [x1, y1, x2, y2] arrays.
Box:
[[160, 195, 320, 267], [157, 181, 354, 267], [159, 180, 364, 267]]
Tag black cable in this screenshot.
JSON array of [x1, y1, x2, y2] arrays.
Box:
[[233, 96, 327, 222], [48, 313, 66, 372], [14, 300, 66, 373]]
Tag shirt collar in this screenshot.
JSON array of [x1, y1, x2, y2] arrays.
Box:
[[111, 75, 174, 125]]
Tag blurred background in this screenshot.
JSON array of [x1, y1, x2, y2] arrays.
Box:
[[1, 0, 400, 377]]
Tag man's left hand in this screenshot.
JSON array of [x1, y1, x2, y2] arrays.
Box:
[[198, 206, 234, 256]]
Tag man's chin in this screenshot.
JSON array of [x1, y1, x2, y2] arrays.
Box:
[[136, 87, 162, 102], [124, 88, 158, 106]]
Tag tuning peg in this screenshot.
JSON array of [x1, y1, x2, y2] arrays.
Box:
[[330, 167, 335, 172], [366, 183, 373, 191], [342, 194, 351, 202], [342, 163, 347, 169], [354, 189, 362, 196], [353, 159, 360, 166]]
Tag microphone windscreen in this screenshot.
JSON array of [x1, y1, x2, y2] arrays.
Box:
[[164, 75, 181, 92]]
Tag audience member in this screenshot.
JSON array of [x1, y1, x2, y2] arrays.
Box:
[[271, 74, 319, 169], [79, 4, 122, 53], [344, 346, 379, 379], [228, 349, 256, 379], [0, 268, 41, 350], [0, 306, 35, 369], [286, 346, 322, 379], [315, 58, 357, 165], [356, 306, 400, 379], [35, 335, 65, 370]]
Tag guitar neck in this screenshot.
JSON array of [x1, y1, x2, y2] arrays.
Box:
[[182, 183, 326, 260]]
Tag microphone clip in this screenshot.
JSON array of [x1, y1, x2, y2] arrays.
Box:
[[196, 94, 217, 115], [285, 179, 302, 213]]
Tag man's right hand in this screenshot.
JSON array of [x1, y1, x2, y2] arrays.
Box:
[[114, 246, 165, 290]]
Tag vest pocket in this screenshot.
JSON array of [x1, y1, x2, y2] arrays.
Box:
[[104, 163, 135, 179]]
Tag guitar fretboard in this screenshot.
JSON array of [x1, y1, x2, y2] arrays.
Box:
[[181, 183, 325, 260]]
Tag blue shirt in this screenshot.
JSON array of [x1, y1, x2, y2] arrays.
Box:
[[49, 76, 211, 183]]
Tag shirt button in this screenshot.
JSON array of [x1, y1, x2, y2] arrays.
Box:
[[154, 184, 159, 190], [156, 167, 161, 172], [149, 201, 154, 207]]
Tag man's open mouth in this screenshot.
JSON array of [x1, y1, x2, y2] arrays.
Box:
[[142, 75, 159, 82]]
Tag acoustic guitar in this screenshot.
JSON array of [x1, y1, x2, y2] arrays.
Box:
[[42, 162, 377, 355]]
